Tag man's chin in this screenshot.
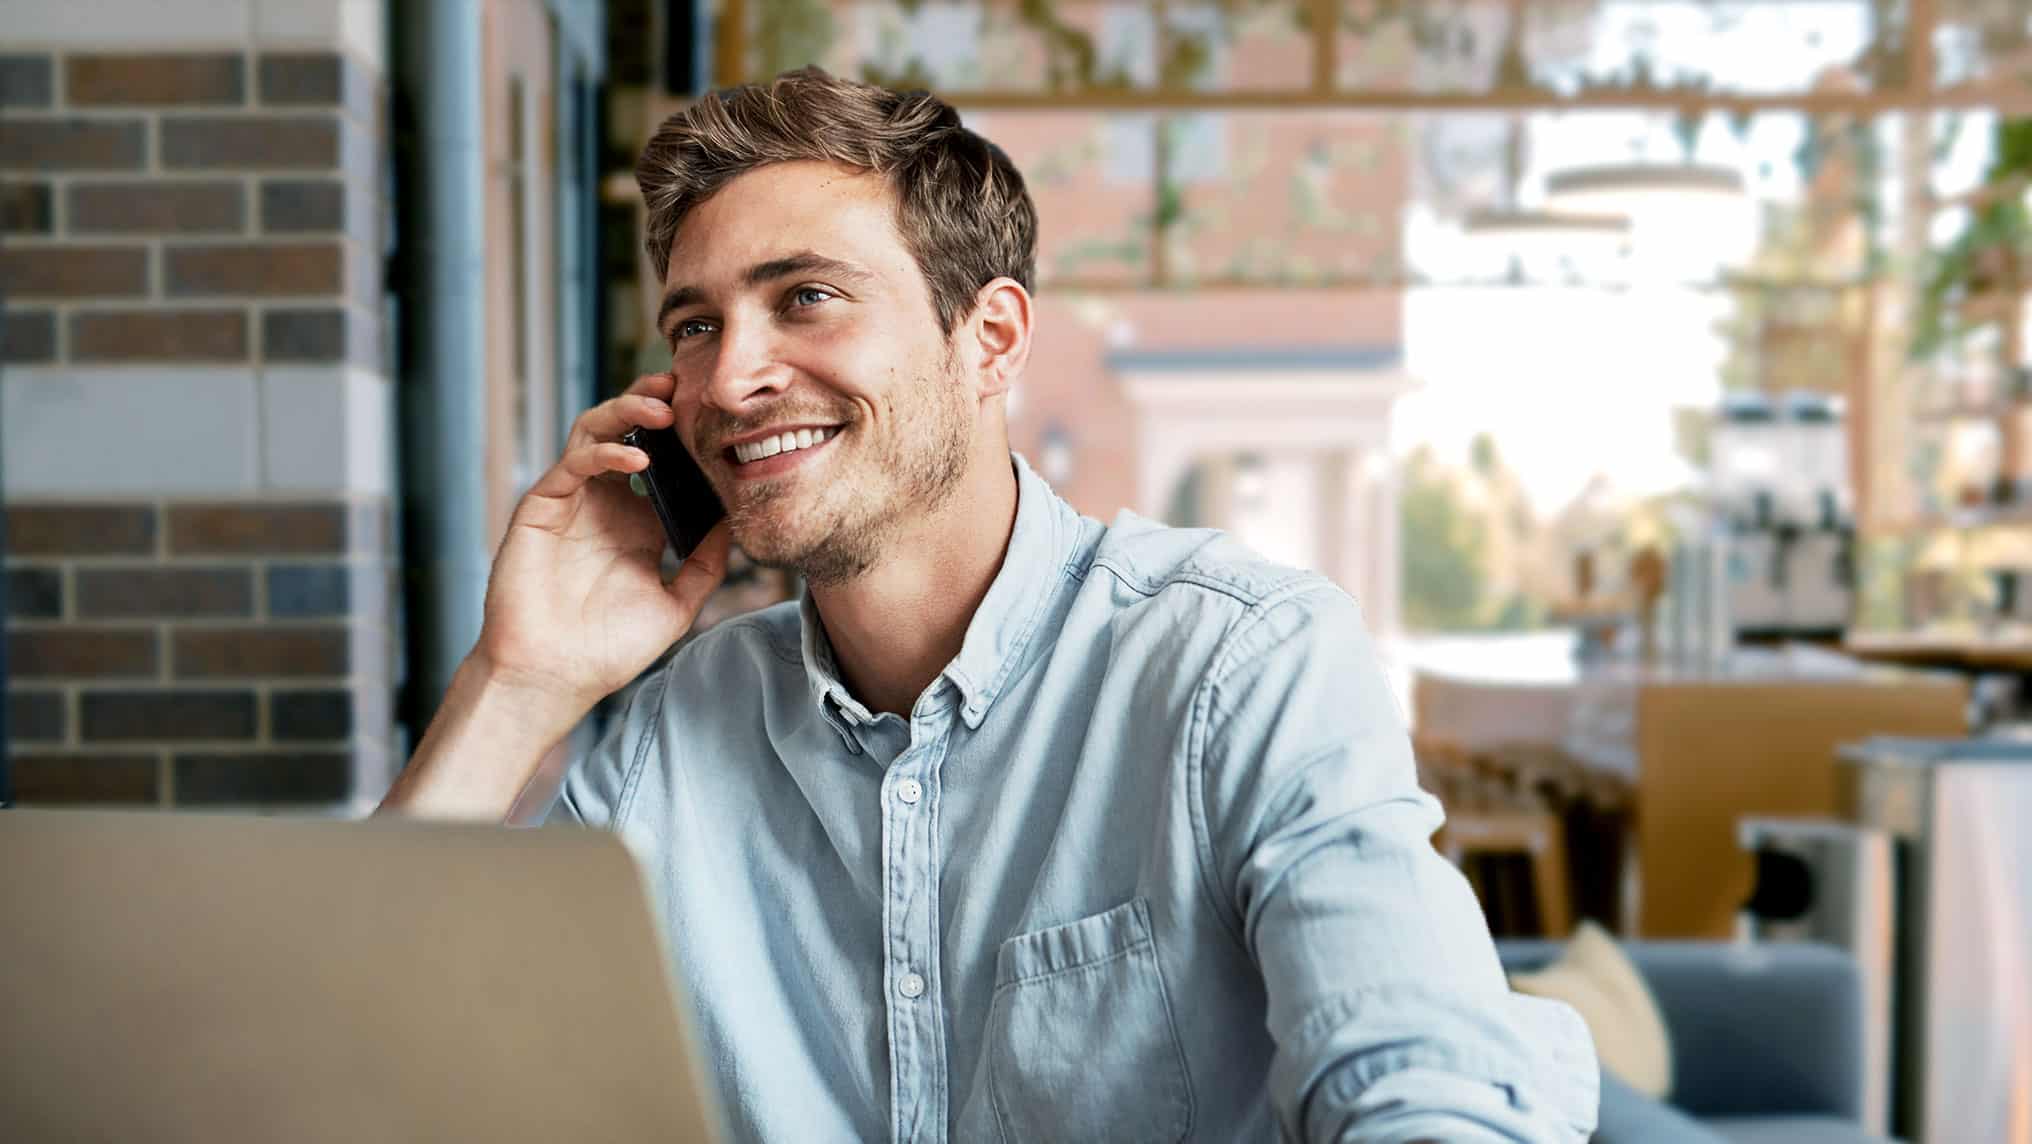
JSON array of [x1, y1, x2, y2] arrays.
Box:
[[727, 508, 823, 568], [728, 514, 876, 587], [726, 521, 801, 570]]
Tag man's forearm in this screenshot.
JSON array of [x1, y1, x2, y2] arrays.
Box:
[[375, 655, 590, 821]]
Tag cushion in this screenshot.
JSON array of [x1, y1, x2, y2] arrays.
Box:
[[1596, 1071, 1726, 1144], [1705, 1116, 1890, 1144], [1509, 920, 1673, 1099]]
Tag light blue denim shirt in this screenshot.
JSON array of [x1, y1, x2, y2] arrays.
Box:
[[549, 453, 1598, 1142]]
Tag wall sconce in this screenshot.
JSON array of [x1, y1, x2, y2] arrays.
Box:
[[1234, 452, 1268, 505], [1040, 422, 1076, 485]]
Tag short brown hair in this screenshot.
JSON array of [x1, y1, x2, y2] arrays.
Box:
[[637, 67, 1038, 336]]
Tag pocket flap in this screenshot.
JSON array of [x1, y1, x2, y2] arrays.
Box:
[[994, 897, 1154, 989]]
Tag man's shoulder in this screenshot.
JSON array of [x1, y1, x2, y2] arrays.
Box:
[[663, 599, 805, 682], [1066, 510, 1373, 694], [1084, 510, 1349, 622]]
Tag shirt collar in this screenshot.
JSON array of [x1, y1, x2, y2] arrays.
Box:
[[798, 452, 1079, 732]]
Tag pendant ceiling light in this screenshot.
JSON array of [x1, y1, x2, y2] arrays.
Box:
[[1543, 162, 1745, 208], [1461, 208, 1632, 239], [1460, 208, 1633, 280], [1542, 161, 1754, 282]]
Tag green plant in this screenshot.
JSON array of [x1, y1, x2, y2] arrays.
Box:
[[1912, 118, 2032, 360], [1400, 448, 1489, 631]]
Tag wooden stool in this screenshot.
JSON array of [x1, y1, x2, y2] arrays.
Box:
[[1414, 734, 1577, 939], [1433, 809, 1574, 940]]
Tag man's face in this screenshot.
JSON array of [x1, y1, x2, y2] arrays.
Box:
[[656, 161, 975, 585]]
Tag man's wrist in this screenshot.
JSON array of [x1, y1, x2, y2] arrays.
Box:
[[445, 655, 605, 777], [377, 653, 594, 820], [457, 650, 596, 729]]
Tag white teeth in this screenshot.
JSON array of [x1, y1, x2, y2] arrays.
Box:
[[734, 426, 835, 464]]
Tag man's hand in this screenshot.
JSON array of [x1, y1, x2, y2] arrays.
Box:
[[378, 372, 731, 820], [474, 371, 732, 712]]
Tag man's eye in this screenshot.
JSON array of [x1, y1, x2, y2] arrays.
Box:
[[674, 319, 715, 342], [790, 286, 833, 308]]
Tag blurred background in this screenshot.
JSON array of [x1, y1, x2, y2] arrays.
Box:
[[4, 1, 2031, 1140]]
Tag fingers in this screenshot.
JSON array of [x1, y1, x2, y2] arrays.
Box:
[[526, 440, 648, 501], [568, 391, 677, 451], [621, 371, 677, 399], [566, 373, 678, 450], [664, 520, 733, 623]]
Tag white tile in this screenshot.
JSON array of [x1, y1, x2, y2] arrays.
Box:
[[254, 0, 386, 73], [258, 367, 344, 490], [7, 0, 253, 46], [250, 0, 339, 43], [258, 366, 393, 494], [347, 560, 390, 627], [346, 363, 395, 494], [2, 367, 260, 495], [337, 0, 386, 75]]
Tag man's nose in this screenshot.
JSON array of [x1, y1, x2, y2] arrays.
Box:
[[700, 319, 790, 413]]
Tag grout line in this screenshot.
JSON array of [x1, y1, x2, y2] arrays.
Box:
[[4, 554, 354, 567], [6, 615, 350, 631], [9, 105, 347, 123], [21, 673, 365, 693], [48, 172, 66, 236]]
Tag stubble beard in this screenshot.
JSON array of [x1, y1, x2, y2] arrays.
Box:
[[729, 356, 972, 588]]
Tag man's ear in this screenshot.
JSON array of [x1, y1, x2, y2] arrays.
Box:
[[965, 277, 1032, 401]]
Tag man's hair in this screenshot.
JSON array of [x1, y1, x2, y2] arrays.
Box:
[[637, 67, 1038, 337]]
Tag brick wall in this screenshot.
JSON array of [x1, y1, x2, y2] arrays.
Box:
[[0, 50, 379, 370], [2, 9, 397, 811], [5, 501, 393, 805]]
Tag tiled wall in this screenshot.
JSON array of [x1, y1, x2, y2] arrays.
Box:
[[5, 502, 394, 806], [1, 7, 396, 810], [0, 49, 380, 372]]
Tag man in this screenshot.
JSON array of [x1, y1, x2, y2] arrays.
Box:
[[381, 67, 1597, 1142]]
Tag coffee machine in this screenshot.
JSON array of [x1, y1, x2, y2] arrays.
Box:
[[1706, 391, 1856, 644]]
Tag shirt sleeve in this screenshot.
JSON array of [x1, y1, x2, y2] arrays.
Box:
[[1194, 582, 1598, 1144], [541, 662, 673, 830]]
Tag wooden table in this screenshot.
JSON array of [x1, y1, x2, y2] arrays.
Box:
[[1845, 632, 2032, 673], [1415, 661, 1968, 939]]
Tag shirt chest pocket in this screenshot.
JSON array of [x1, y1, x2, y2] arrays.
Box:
[[984, 897, 1192, 1143]]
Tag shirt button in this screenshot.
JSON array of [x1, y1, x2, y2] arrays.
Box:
[[898, 972, 926, 999], [896, 779, 923, 805]]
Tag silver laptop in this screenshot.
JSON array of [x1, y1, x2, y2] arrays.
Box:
[[0, 808, 723, 1143]]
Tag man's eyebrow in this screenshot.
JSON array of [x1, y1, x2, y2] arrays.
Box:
[[744, 252, 873, 289], [655, 252, 874, 335]]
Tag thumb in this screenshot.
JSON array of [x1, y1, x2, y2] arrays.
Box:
[[665, 520, 734, 626]]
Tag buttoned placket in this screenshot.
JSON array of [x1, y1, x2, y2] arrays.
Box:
[[879, 687, 958, 1144]]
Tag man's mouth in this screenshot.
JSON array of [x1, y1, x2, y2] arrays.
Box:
[[723, 425, 842, 470]]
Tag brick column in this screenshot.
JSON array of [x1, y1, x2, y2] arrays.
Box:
[[2, 3, 396, 811]]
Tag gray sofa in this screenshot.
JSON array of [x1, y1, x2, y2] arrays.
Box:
[[1497, 940, 1890, 1144]]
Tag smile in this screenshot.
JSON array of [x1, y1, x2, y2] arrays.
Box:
[[723, 424, 841, 479], [729, 426, 839, 467]]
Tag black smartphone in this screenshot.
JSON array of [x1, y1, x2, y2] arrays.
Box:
[[621, 423, 726, 560]]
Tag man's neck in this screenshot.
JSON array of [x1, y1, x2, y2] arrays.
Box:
[[810, 452, 1019, 718]]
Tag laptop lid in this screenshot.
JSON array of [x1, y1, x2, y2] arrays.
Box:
[[0, 809, 722, 1143]]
